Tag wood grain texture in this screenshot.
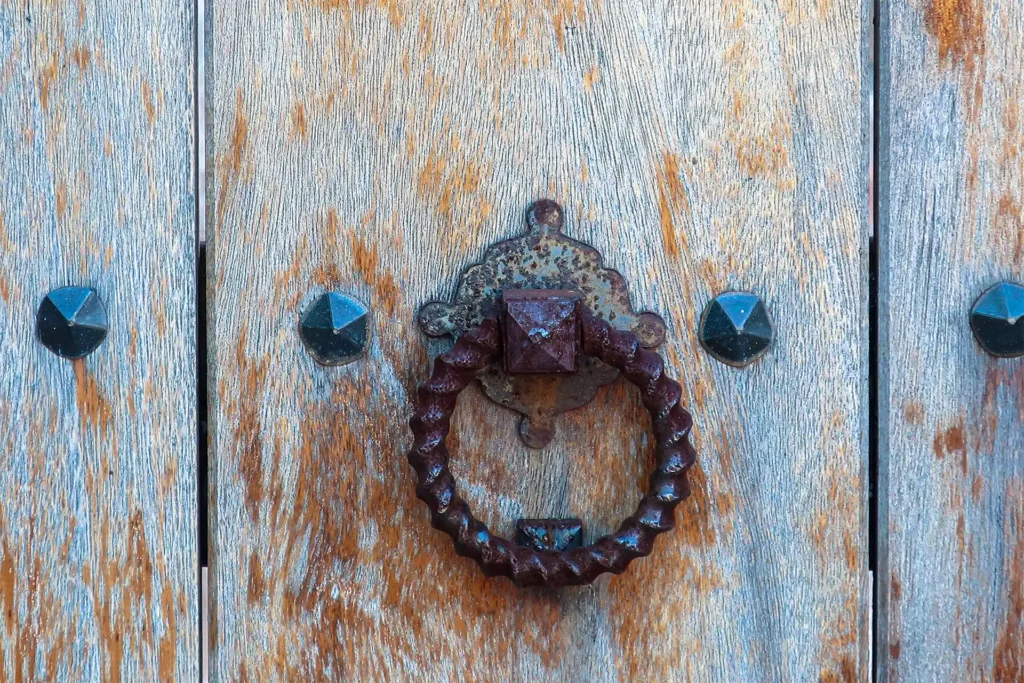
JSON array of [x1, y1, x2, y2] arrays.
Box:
[[881, 0, 1024, 679], [0, 1, 197, 681], [208, 1, 868, 680]]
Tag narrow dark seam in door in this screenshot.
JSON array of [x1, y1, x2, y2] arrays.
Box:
[[197, 244, 209, 628], [195, 0, 210, 676], [869, 0, 889, 679], [867, 0, 880, 607], [194, 245, 209, 680]]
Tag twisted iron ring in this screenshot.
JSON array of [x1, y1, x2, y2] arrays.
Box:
[[407, 309, 697, 587]]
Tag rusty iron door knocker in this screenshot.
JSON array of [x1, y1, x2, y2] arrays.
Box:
[[407, 200, 697, 588]]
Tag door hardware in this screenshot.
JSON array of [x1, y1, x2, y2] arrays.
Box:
[[407, 200, 697, 587], [970, 281, 1024, 358], [698, 291, 774, 367], [418, 199, 668, 449], [36, 287, 108, 360], [298, 291, 370, 366]]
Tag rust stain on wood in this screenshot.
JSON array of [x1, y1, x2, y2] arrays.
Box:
[[818, 655, 857, 683], [350, 229, 398, 316], [142, 81, 156, 126], [552, 0, 585, 52], [889, 572, 903, 661], [0, 541, 13, 633], [125, 511, 156, 633], [415, 138, 486, 224], [971, 474, 984, 502], [55, 181, 68, 218], [72, 46, 91, 71], [734, 116, 793, 179], [229, 91, 249, 173], [674, 462, 717, 548], [39, 52, 60, 111], [656, 152, 689, 259], [932, 421, 967, 473], [277, 413, 366, 678], [247, 552, 266, 604], [92, 510, 158, 683], [297, 0, 404, 27], [994, 193, 1024, 263], [157, 584, 177, 681], [290, 102, 308, 139], [993, 524, 1022, 681], [234, 324, 270, 523], [924, 0, 985, 72], [217, 89, 250, 228], [73, 361, 113, 434], [903, 401, 925, 425]]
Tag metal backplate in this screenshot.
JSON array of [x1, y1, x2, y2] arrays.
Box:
[[418, 200, 667, 448]]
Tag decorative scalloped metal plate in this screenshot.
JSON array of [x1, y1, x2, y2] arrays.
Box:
[[418, 200, 667, 448]]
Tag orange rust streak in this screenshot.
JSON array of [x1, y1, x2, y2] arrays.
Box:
[[291, 102, 308, 139], [350, 230, 398, 316], [142, 81, 156, 126], [234, 324, 269, 523], [924, 0, 985, 70], [158, 584, 178, 680], [73, 361, 113, 433], [656, 152, 689, 259], [0, 540, 13, 633]]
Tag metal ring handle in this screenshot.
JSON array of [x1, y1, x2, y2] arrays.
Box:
[[407, 309, 697, 588]]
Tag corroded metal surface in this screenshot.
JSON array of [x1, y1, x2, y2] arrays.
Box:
[[515, 518, 584, 552], [502, 289, 581, 375], [407, 310, 696, 587], [418, 199, 667, 447]]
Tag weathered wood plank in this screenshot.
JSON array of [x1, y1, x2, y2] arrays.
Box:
[[208, 2, 869, 680], [0, 1, 197, 681], [880, 0, 1024, 679]]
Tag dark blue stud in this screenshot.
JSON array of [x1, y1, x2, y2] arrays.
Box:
[[970, 282, 1024, 358], [36, 287, 108, 360], [699, 291, 774, 367], [299, 292, 370, 366]]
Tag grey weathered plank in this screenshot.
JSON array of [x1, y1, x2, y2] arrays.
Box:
[[208, 2, 869, 680], [0, 1, 197, 681], [880, 0, 1024, 680]]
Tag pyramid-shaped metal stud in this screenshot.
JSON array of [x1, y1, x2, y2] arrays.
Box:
[[699, 291, 774, 367], [515, 518, 584, 552], [970, 281, 1024, 358], [36, 287, 108, 360], [299, 292, 370, 366], [502, 289, 579, 375]]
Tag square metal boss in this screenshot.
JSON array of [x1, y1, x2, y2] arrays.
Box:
[[501, 290, 581, 374]]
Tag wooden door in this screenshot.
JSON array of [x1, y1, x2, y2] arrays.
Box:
[[0, 1, 197, 681], [207, 2, 869, 680], [879, 0, 1024, 680], [9, 0, 1020, 680]]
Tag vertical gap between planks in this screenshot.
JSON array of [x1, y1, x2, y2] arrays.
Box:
[[196, 0, 210, 678], [866, 0, 879, 674], [197, 244, 209, 683], [870, 0, 891, 680], [867, 0, 879, 634]]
